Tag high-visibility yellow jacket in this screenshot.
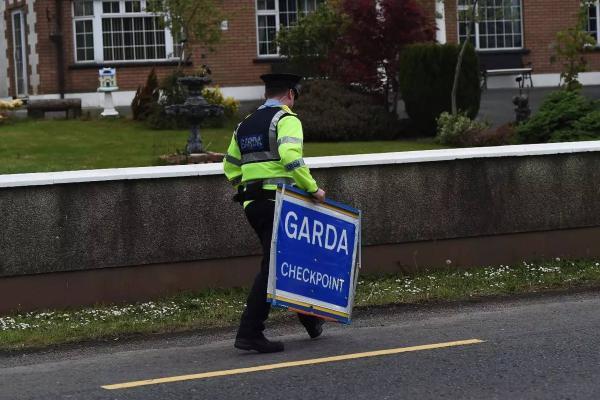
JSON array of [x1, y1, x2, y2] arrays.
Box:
[[223, 104, 318, 195]]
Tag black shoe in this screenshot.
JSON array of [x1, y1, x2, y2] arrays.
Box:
[[305, 319, 325, 339], [234, 335, 284, 353]]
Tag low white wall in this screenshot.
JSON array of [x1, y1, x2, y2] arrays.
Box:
[[2, 141, 600, 188]]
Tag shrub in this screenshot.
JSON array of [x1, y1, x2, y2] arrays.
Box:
[[399, 43, 481, 136], [0, 99, 23, 124], [131, 68, 159, 121], [202, 85, 239, 119], [549, 109, 600, 142], [293, 79, 402, 141], [436, 112, 489, 147], [473, 123, 518, 147], [516, 90, 597, 143]]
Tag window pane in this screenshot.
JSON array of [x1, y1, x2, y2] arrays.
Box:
[[460, 0, 522, 49], [257, 0, 275, 10], [588, 4, 599, 44], [74, 0, 94, 17], [102, 15, 167, 60], [74, 19, 94, 61], [103, 1, 120, 14], [125, 0, 141, 13]]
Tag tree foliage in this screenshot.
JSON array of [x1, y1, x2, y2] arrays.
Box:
[[277, 0, 434, 111], [333, 0, 435, 110], [147, 0, 223, 64], [550, 1, 596, 91], [276, 1, 347, 78]]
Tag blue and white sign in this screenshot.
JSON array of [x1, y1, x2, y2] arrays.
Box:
[[267, 186, 361, 324]]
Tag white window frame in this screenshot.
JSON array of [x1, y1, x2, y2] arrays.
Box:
[[73, 1, 95, 62], [72, 0, 176, 64], [587, 1, 600, 46], [457, 0, 524, 52], [11, 9, 28, 96], [256, 1, 280, 58], [255, 0, 321, 58]]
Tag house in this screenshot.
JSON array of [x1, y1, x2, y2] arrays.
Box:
[[1, 0, 600, 107]]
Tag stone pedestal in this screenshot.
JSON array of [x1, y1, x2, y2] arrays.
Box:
[[98, 86, 119, 117]]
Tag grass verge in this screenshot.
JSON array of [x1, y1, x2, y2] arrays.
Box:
[[0, 118, 445, 174], [2, 259, 598, 351]]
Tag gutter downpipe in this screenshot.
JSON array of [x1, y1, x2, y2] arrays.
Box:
[[50, 0, 65, 99]]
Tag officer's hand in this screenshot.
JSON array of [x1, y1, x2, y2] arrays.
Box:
[[311, 188, 326, 203]]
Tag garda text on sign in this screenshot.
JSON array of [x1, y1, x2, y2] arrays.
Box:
[[267, 186, 361, 324]]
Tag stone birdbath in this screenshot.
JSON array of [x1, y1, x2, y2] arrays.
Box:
[[163, 75, 225, 164]]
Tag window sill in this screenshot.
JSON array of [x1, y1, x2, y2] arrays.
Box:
[[253, 57, 286, 64], [476, 48, 530, 55], [68, 60, 192, 70]]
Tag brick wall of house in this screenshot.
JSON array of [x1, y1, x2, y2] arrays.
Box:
[[7, 0, 600, 98], [30, 0, 272, 96], [444, 0, 600, 74], [35, 0, 58, 94]]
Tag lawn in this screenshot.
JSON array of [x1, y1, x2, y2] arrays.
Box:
[[0, 118, 447, 174], [1, 259, 598, 350]]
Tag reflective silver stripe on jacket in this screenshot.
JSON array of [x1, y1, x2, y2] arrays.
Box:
[[277, 136, 303, 146], [225, 154, 241, 166], [285, 158, 305, 171], [245, 177, 295, 187], [240, 110, 288, 164]]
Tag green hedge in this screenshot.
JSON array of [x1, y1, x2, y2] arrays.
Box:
[[517, 90, 599, 143], [293, 80, 402, 141], [399, 43, 481, 136]]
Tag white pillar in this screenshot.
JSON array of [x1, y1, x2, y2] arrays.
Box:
[[0, 0, 10, 98], [100, 90, 119, 117], [26, 0, 40, 94], [436, 0, 447, 44]]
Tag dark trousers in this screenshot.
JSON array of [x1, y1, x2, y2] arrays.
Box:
[[237, 199, 321, 338]]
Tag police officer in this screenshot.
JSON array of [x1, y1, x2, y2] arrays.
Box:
[[223, 73, 326, 353]]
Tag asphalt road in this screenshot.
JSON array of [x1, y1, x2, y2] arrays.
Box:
[[1, 291, 600, 400]]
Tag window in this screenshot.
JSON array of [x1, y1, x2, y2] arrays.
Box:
[[458, 0, 523, 50], [256, 0, 322, 57], [74, 0, 95, 61], [588, 1, 600, 44], [72, 0, 176, 63], [12, 10, 27, 96]]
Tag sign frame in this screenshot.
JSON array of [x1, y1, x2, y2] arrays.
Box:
[[267, 185, 361, 324]]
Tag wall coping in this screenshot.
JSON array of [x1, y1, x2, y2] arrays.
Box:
[[1, 141, 600, 188]]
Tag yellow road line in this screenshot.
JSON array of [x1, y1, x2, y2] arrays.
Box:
[[102, 339, 484, 390]]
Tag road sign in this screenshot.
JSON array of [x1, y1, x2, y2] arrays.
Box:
[[267, 185, 361, 324]]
